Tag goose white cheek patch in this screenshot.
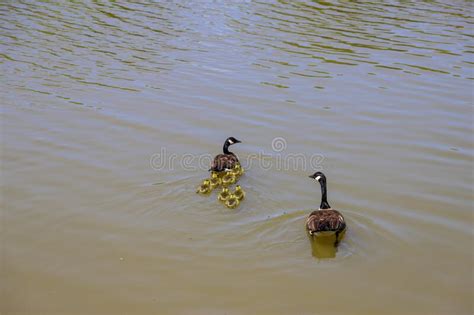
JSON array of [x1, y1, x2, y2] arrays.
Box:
[[315, 176, 321, 181]]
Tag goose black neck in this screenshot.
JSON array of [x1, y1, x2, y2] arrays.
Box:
[[223, 142, 232, 154], [319, 178, 331, 209]]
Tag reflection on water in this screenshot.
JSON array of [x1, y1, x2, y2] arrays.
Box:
[[310, 239, 337, 259], [309, 231, 347, 259], [1, 0, 473, 314]]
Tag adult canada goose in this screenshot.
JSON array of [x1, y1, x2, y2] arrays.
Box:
[[306, 172, 346, 246], [209, 137, 241, 172]]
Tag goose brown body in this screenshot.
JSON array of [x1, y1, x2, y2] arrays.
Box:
[[306, 209, 346, 235], [306, 171, 347, 245], [210, 153, 239, 172], [209, 137, 241, 172]]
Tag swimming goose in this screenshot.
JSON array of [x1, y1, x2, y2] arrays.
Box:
[[306, 172, 346, 246], [209, 137, 241, 172]]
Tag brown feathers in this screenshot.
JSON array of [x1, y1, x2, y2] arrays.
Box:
[[306, 209, 346, 235], [209, 137, 241, 172], [306, 172, 347, 243], [210, 153, 239, 172]]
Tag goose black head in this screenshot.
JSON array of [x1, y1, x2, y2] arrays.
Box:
[[225, 137, 241, 146], [223, 137, 241, 154], [309, 171, 330, 209], [309, 171, 326, 182]]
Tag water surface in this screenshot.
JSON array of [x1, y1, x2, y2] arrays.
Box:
[[1, 1, 473, 314]]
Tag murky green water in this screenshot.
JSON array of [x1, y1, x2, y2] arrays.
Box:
[[1, 1, 473, 314]]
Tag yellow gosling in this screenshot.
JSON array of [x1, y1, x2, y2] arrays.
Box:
[[231, 164, 244, 177], [221, 171, 236, 187], [209, 172, 221, 190], [225, 195, 240, 209], [232, 185, 245, 201], [217, 187, 231, 202], [196, 179, 211, 194]]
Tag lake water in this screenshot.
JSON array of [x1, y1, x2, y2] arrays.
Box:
[[1, 1, 473, 314]]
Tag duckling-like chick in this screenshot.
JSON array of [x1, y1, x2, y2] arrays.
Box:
[[232, 185, 245, 201], [221, 171, 236, 187], [209, 172, 221, 190], [231, 163, 244, 178], [196, 179, 211, 194], [211, 171, 222, 178], [306, 172, 347, 247], [217, 187, 231, 202], [209, 137, 242, 172], [225, 195, 240, 209]]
